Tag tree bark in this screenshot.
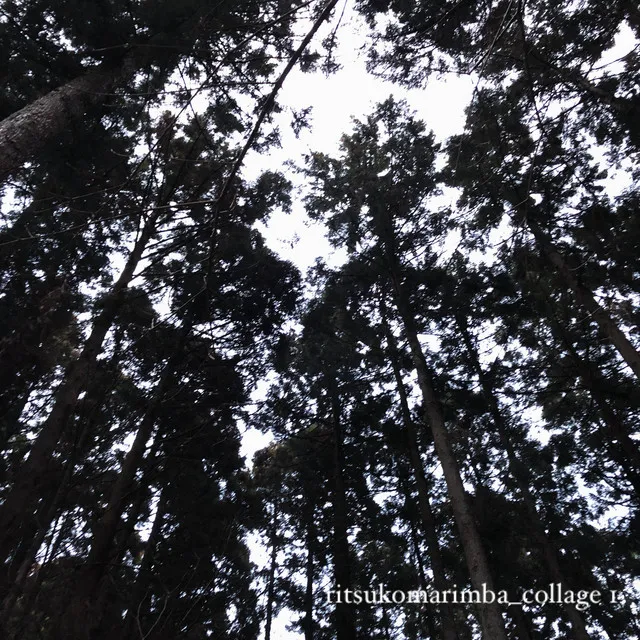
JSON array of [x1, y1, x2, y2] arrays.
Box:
[[370, 192, 506, 639], [0, 65, 126, 180], [264, 497, 279, 640], [389, 277, 507, 640], [382, 307, 460, 640]]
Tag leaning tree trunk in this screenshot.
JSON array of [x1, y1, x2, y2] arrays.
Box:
[[388, 275, 508, 640], [0, 64, 129, 180], [382, 306, 460, 640], [456, 315, 593, 640], [524, 216, 640, 383], [543, 308, 640, 496], [373, 195, 507, 639], [0, 212, 159, 569]]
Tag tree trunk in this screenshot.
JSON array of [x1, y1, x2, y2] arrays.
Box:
[[303, 502, 315, 640], [382, 306, 460, 640], [121, 488, 168, 640], [264, 497, 279, 640], [370, 193, 506, 638], [545, 310, 640, 496], [50, 321, 189, 640], [389, 278, 507, 640], [0, 212, 158, 568], [456, 315, 593, 640], [526, 217, 640, 382], [402, 482, 440, 640], [0, 65, 126, 180]]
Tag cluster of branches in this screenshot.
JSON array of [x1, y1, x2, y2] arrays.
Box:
[[0, 0, 639, 639], [248, 2, 640, 640]]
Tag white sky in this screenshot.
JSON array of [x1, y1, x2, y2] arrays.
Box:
[[243, 6, 475, 273]]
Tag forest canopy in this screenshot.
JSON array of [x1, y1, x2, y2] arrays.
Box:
[[0, 0, 639, 639]]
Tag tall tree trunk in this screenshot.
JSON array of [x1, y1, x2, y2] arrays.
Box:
[[455, 315, 593, 640], [50, 320, 190, 640], [544, 309, 640, 496], [382, 305, 460, 640], [328, 385, 358, 640], [0, 64, 128, 180], [264, 497, 279, 640], [0, 212, 159, 569], [389, 276, 507, 640], [402, 482, 440, 640], [371, 195, 506, 638], [525, 216, 640, 382], [0, 336, 126, 615]]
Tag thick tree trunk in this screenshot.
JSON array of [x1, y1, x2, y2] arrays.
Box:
[[328, 386, 358, 640], [383, 309, 460, 640], [526, 217, 640, 382], [390, 278, 507, 640], [456, 315, 593, 640], [0, 213, 158, 569], [0, 65, 125, 180]]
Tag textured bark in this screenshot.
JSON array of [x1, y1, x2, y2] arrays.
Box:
[[527, 217, 640, 383], [0, 66, 123, 180], [0, 213, 158, 568], [383, 309, 460, 640], [456, 316, 593, 640]]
